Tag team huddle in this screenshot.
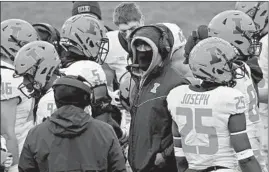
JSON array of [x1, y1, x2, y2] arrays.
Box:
[[0, 1, 268, 172]]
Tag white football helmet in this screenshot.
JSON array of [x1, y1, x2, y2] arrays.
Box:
[[63, 60, 107, 87], [57, 60, 108, 106], [208, 10, 261, 56], [60, 14, 109, 63], [189, 37, 243, 86], [235, 2, 268, 33], [13, 41, 61, 98], [1, 19, 39, 61]]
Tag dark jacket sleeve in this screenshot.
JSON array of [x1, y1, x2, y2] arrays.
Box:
[[18, 129, 39, 172], [246, 57, 263, 84], [246, 57, 263, 103], [107, 127, 126, 172], [161, 75, 190, 159]]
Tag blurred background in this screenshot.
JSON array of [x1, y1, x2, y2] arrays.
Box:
[[1, 1, 234, 37]]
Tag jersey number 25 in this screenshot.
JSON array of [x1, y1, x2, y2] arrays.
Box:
[[177, 107, 219, 155]]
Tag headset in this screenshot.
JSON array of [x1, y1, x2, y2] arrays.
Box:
[[53, 75, 110, 107], [52, 75, 93, 105], [127, 24, 172, 61]]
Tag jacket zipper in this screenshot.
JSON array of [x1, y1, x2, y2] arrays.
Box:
[[129, 75, 149, 169]]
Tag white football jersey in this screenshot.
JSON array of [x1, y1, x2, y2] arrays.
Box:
[[102, 30, 128, 92], [258, 34, 268, 172], [234, 62, 260, 127], [234, 62, 265, 166], [258, 34, 268, 116], [1, 60, 34, 155], [36, 89, 56, 125], [167, 85, 246, 170]]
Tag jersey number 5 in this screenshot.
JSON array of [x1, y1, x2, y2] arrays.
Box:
[[92, 69, 102, 84], [177, 107, 219, 155]]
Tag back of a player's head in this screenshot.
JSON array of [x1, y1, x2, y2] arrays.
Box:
[[53, 75, 92, 109], [113, 2, 144, 26], [53, 84, 91, 109]]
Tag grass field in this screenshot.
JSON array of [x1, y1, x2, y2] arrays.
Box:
[[1, 1, 235, 37]]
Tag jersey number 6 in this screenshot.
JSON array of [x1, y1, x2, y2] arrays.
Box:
[[177, 107, 219, 155]]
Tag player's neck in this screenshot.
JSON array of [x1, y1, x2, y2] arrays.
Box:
[[189, 81, 222, 92], [201, 81, 223, 90]]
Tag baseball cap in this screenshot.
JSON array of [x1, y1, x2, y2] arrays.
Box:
[[72, 1, 102, 20]]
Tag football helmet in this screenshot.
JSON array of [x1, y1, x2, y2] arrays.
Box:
[[208, 10, 261, 56], [60, 14, 109, 63], [33, 23, 61, 53], [58, 60, 108, 106], [189, 37, 243, 86], [235, 2, 268, 33], [1, 19, 39, 61], [13, 41, 61, 98]]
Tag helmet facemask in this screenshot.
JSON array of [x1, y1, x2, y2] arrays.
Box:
[[234, 26, 262, 57], [15, 66, 44, 99], [96, 37, 109, 65]]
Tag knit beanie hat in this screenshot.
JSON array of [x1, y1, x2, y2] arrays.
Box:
[[72, 1, 102, 20]]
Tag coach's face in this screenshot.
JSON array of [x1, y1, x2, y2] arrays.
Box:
[[134, 40, 153, 71]]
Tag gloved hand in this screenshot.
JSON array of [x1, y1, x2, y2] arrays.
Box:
[[109, 90, 123, 108], [184, 25, 209, 64]]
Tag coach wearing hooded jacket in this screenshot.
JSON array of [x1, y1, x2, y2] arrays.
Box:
[[18, 75, 126, 172], [126, 23, 191, 172]]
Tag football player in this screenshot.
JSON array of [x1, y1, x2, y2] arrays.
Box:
[[208, 10, 263, 92], [167, 37, 262, 172], [235, 2, 269, 169], [106, 2, 145, 91], [0, 19, 39, 170], [71, 1, 129, 100], [208, 10, 267, 171], [18, 68, 126, 172], [59, 14, 124, 140], [13, 40, 61, 125]]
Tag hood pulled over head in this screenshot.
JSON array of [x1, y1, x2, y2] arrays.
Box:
[[49, 105, 91, 138]]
